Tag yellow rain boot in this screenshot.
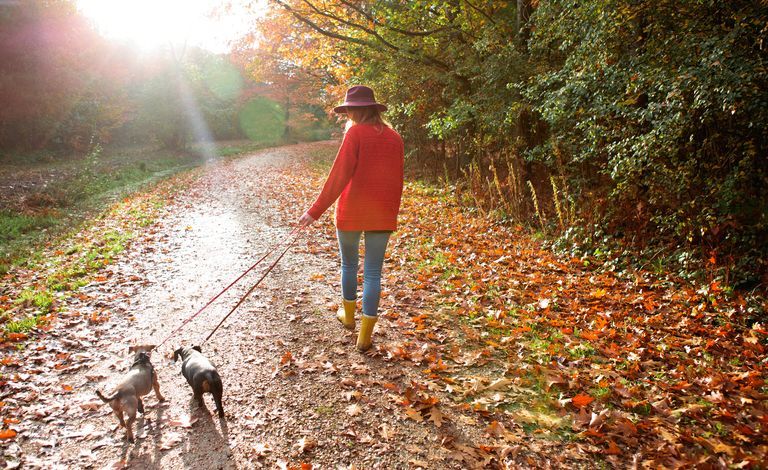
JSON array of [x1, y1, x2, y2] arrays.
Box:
[[356, 314, 378, 352], [337, 299, 356, 330]]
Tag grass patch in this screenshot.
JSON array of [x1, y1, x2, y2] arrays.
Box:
[[0, 146, 208, 270], [314, 405, 334, 415], [5, 315, 40, 334], [0, 212, 59, 242], [15, 288, 54, 314], [567, 342, 597, 359]]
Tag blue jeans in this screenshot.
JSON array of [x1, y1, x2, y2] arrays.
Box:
[[337, 230, 391, 317]]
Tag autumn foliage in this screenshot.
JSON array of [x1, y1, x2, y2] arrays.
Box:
[[249, 0, 768, 287]]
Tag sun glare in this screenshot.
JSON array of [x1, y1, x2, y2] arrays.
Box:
[[76, 0, 263, 52]]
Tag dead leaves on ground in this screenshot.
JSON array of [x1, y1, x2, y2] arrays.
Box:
[[376, 182, 768, 466]]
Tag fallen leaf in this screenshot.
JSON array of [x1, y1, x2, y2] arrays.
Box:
[[159, 433, 182, 450], [428, 406, 444, 427], [168, 415, 198, 428], [604, 440, 622, 455], [253, 442, 272, 457], [0, 429, 17, 439], [343, 390, 362, 402], [572, 393, 594, 408], [404, 407, 424, 423], [482, 378, 514, 392], [280, 350, 293, 365], [379, 423, 396, 440], [346, 403, 362, 416], [79, 401, 102, 411], [294, 437, 317, 453], [486, 420, 506, 437]]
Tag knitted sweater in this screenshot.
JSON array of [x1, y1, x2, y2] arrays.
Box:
[[307, 123, 404, 231]]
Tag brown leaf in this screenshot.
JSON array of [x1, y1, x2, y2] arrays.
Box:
[[614, 418, 638, 436], [404, 407, 424, 423], [343, 390, 362, 402], [604, 440, 622, 455], [428, 406, 444, 427], [159, 433, 183, 450], [379, 423, 396, 440], [294, 437, 317, 453], [168, 415, 198, 428], [79, 401, 101, 411], [482, 378, 514, 392], [485, 420, 506, 437], [6, 333, 27, 342]]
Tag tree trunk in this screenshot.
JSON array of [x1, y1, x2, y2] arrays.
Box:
[[516, 0, 533, 47], [283, 90, 291, 142]]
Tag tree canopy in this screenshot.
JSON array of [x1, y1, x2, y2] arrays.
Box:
[[245, 0, 768, 286]]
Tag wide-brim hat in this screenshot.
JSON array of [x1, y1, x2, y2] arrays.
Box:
[[333, 85, 387, 113]]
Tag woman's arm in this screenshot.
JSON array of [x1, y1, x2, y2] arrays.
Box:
[[305, 128, 360, 221]]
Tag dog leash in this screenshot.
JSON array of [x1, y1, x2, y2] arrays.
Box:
[[154, 225, 305, 351], [200, 227, 305, 345]]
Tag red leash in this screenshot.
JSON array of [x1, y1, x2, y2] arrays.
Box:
[[200, 228, 304, 345], [154, 226, 304, 350]]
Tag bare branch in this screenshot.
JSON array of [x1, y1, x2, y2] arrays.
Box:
[[272, 0, 452, 71], [337, 0, 450, 37]]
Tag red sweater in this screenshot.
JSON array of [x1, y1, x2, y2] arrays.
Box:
[[307, 123, 404, 231]]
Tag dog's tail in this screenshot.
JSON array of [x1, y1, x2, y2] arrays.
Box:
[[96, 390, 118, 403]]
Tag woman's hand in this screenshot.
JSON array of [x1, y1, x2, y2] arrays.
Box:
[[298, 212, 316, 227]]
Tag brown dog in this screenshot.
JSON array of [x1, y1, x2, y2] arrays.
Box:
[[96, 345, 165, 442]]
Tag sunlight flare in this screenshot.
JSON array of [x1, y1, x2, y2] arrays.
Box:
[[76, 0, 263, 51]]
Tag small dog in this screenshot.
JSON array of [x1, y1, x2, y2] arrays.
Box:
[[96, 345, 165, 442], [173, 346, 224, 417]]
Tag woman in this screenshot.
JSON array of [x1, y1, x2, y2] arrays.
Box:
[[298, 85, 404, 352]]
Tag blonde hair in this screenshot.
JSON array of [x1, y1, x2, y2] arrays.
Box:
[[344, 106, 390, 133]]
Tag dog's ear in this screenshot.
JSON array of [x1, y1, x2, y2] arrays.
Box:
[[192, 345, 202, 353], [128, 345, 138, 354], [172, 348, 182, 362]]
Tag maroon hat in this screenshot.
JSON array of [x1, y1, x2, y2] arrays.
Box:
[[333, 85, 387, 114]]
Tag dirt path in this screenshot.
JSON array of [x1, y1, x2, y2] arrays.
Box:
[[1, 142, 493, 469]]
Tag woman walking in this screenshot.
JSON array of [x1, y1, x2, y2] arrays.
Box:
[[298, 85, 404, 351]]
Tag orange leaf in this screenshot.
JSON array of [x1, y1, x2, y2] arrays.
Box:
[[3, 418, 19, 425], [280, 350, 292, 365], [605, 440, 622, 455], [382, 382, 399, 391], [572, 393, 594, 408], [0, 429, 17, 439], [485, 420, 506, 437], [580, 331, 599, 341]]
